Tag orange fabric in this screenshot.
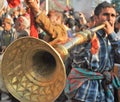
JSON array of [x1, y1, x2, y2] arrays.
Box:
[[90, 33, 100, 54], [30, 9, 38, 38]]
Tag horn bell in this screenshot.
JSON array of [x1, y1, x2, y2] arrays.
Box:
[[1, 37, 66, 102]]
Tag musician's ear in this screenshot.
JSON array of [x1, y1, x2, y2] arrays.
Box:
[[94, 15, 97, 21], [93, 15, 99, 25]]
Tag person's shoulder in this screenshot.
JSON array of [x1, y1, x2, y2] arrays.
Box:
[[116, 30, 120, 35], [0, 26, 3, 31]]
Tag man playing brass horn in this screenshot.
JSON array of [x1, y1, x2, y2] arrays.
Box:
[[25, 1, 120, 102], [64, 1, 120, 102]]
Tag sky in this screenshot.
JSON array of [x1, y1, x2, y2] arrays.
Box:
[[4, 0, 8, 7], [103, 0, 111, 3], [4, 0, 112, 8]]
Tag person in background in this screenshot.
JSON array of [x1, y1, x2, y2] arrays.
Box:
[[78, 12, 87, 25], [65, 1, 120, 102], [86, 15, 96, 28], [64, 17, 76, 37], [14, 15, 30, 38], [25, 0, 68, 46], [114, 16, 120, 34], [40, 9, 66, 42], [113, 15, 120, 64], [0, 15, 17, 53], [11, 9, 19, 23], [0, 15, 19, 102]]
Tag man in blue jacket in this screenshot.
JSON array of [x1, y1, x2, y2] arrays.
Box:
[[65, 1, 120, 102]]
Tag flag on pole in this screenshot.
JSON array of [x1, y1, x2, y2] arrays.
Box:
[[7, 0, 38, 38], [30, 9, 38, 38], [7, 0, 20, 8]]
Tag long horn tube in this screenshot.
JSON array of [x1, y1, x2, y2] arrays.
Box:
[[1, 24, 105, 102], [54, 24, 105, 60], [91, 24, 105, 32]]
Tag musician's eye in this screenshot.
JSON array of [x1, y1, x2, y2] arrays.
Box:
[[103, 13, 116, 17]]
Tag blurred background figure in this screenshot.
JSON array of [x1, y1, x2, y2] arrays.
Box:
[[86, 15, 96, 28], [14, 15, 30, 38], [115, 16, 120, 34], [0, 15, 17, 53]]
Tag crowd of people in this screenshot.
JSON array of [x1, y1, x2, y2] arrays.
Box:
[[0, 0, 120, 102]]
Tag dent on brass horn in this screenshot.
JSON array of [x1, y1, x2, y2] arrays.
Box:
[[1, 24, 105, 102]]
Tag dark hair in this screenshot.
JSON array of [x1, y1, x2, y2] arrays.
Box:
[[94, 1, 115, 16], [89, 16, 94, 21], [66, 18, 75, 28], [117, 16, 120, 23], [47, 9, 57, 18]]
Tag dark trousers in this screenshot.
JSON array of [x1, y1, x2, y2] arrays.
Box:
[[55, 91, 68, 102], [0, 92, 20, 102]]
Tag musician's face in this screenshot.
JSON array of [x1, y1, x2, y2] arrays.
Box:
[[95, 7, 116, 26]]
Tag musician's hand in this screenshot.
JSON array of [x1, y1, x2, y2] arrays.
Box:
[[24, 0, 40, 15], [49, 36, 68, 46], [103, 21, 115, 35], [24, 0, 38, 4]]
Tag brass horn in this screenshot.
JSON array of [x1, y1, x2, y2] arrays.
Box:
[[54, 24, 105, 60], [1, 24, 105, 102]]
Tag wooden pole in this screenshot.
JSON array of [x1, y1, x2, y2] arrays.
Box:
[[66, 0, 69, 6], [46, 0, 48, 14], [38, 0, 40, 7]]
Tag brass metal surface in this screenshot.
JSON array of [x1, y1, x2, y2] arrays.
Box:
[[1, 24, 106, 102], [1, 37, 66, 102]]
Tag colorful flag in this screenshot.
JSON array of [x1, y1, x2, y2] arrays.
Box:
[[30, 9, 38, 38], [7, 0, 20, 8], [7, 0, 38, 38]]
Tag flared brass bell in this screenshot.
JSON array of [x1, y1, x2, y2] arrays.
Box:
[[1, 37, 66, 102], [1, 24, 105, 102]]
